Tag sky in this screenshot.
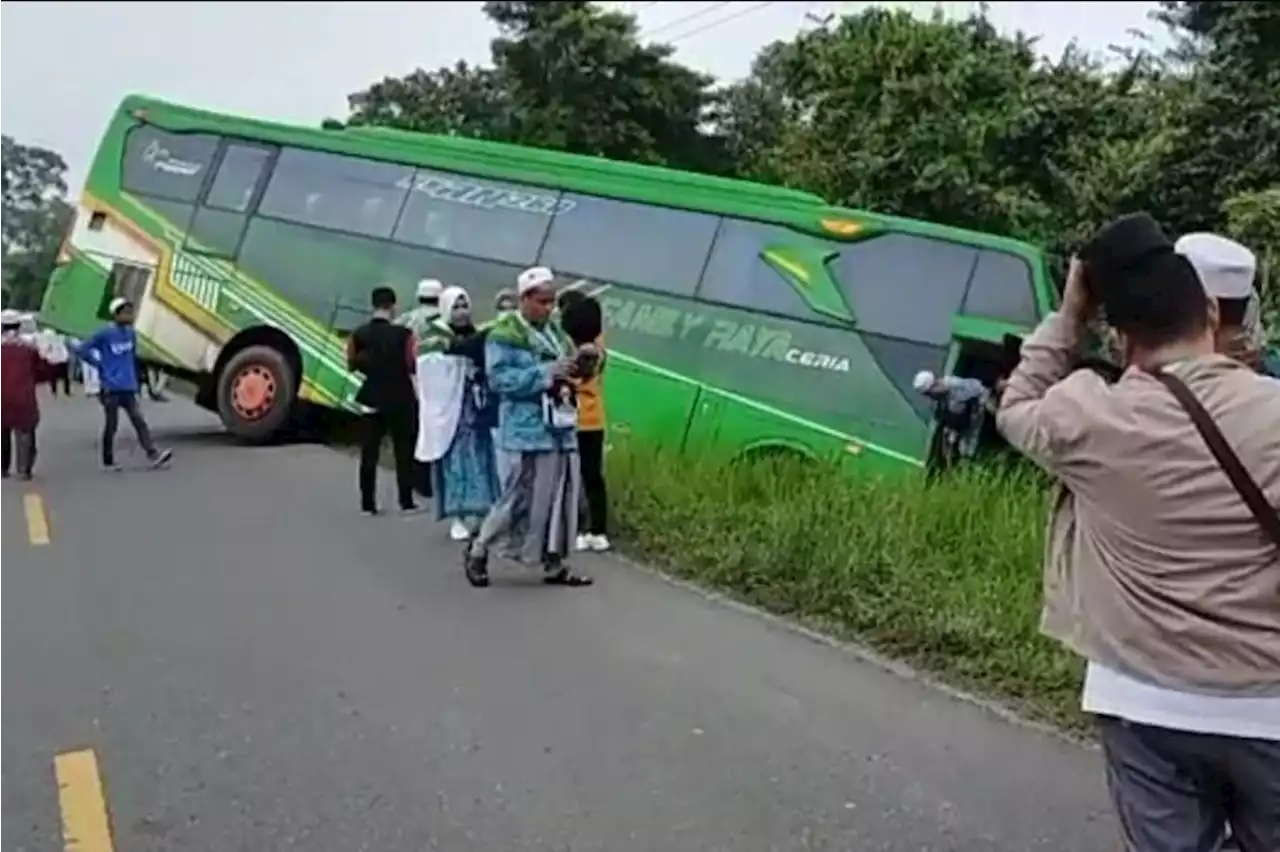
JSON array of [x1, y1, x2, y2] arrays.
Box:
[[2, 1, 1166, 191]]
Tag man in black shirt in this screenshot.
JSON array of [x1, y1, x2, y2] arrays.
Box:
[[348, 286, 419, 515]]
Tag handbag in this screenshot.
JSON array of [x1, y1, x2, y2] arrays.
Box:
[[1147, 368, 1280, 549]]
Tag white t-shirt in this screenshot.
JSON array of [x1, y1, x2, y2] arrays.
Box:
[[1082, 662, 1280, 741]]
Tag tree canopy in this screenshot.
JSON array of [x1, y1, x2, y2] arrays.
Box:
[[2, 135, 72, 310], [345, 0, 1278, 330]]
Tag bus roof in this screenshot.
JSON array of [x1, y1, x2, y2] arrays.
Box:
[[114, 94, 1044, 258]]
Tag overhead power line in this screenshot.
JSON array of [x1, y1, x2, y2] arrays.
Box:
[[643, 2, 733, 39], [665, 1, 778, 45]]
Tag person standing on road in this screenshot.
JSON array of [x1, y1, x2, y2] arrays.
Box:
[[997, 213, 1279, 852], [349, 286, 419, 515], [74, 298, 173, 472], [463, 266, 594, 589], [396, 278, 444, 342], [397, 278, 444, 500], [490, 288, 520, 484], [39, 329, 72, 397], [422, 286, 500, 541], [1, 310, 55, 480], [558, 288, 611, 552]]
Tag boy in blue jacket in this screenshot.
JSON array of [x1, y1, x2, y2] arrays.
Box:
[[75, 298, 173, 470]]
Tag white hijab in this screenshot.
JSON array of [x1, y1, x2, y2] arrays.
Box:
[[438, 285, 470, 328], [413, 285, 473, 463]]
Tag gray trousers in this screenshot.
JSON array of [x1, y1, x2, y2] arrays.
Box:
[[470, 449, 580, 567], [1098, 715, 1278, 852]]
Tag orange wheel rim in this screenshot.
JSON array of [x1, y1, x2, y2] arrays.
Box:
[[231, 365, 276, 421]]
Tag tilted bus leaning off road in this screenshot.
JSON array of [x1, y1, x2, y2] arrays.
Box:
[[42, 95, 1057, 474]]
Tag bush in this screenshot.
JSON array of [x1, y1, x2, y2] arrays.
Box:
[[607, 442, 1087, 731]]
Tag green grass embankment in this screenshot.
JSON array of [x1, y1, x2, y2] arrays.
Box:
[[605, 443, 1086, 732]]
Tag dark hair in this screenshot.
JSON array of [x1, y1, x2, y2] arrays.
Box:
[[1097, 252, 1210, 350], [557, 289, 587, 311], [371, 286, 397, 310], [560, 294, 603, 345]]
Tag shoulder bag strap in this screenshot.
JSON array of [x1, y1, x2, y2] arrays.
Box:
[[1148, 368, 1280, 548]]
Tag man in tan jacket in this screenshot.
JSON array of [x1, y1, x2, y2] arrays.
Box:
[[997, 214, 1279, 852]]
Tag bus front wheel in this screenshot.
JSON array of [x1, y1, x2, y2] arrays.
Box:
[[216, 345, 296, 443]]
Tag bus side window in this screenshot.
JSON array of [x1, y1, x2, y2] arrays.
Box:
[[960, 250, 1039, 326], [204, 144, 273, 213]]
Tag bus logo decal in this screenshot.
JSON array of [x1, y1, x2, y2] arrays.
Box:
[[396, 173, 575, 217], [141, 141, 203, 177]]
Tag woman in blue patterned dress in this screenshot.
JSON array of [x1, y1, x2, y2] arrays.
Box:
[[432, 286, 501, 541]]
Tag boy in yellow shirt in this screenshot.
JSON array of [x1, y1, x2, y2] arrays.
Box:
[[558, 289, 610, 552]]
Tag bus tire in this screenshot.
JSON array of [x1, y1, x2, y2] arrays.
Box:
[[216, 344, 296, 443]]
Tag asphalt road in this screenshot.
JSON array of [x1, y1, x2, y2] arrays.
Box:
[[3, 395, 1119, 852]]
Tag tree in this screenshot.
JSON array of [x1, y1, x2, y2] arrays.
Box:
[[1149, 2, 1280, 233], [2, 135, 72, 310], [707, 41, 803, 185], [718, 9, 1059, 237], [346, 61, 513, 139], [344, 1, 726, 173], [339, 1, 1277, 338]]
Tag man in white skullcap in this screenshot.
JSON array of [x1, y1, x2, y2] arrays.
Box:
[[913, 369, 993, 466], [395, 278, 446, 499], [464, 266, 594, 589], [395, 278, 444, 344], [1175, 232, 1274, 376], [72, 297, 173, 471]]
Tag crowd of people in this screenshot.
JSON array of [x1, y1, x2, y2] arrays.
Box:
[[996, 220, 1278, 852], [1, 298, 172, 480], [346, 265, 611, 589], [8, 218, 1276, 848]]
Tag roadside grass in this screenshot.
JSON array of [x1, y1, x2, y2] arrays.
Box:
[[606, 441, 1087, 732]]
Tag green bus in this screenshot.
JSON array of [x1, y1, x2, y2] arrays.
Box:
[[42, 95, 1057, 473]]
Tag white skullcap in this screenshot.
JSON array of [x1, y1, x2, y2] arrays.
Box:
[[416, 278, 443, 300], [517, 266, 555, 295], [1175, 232, 1256, 301], [913, 370, 936, 393], [108, 297, 131, 315], [0, 309, 21, 326]]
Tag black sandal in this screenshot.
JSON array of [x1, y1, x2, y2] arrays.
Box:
[[544, 566, 593, 587], [464, 553, 490, 588]]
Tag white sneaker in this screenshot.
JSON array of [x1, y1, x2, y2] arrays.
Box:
[[449, 520, 471, 541], [588, 534, 611, 552], [574, 534, 592, 552]]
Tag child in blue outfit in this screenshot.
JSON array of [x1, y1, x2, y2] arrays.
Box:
[[74, 298, 173, 470]]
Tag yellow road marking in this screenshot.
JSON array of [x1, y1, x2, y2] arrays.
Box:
[[54, 749, 116, 852], [24, 492, 50, 546]]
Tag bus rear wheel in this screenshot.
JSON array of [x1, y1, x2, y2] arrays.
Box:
[[216, 345, 296, 443]]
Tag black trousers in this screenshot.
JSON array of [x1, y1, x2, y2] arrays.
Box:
[[577, 428, 608, 535], [413, 460, 434, 499], [49, 364, 71, 396], [358, 405, 416, 511], [100, 391, 156, 466], [2, 427, 37, 477]]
